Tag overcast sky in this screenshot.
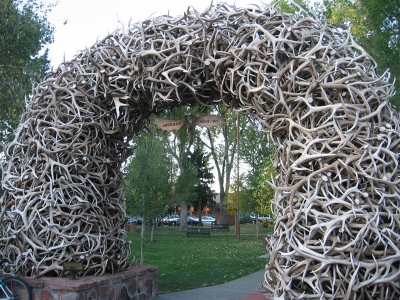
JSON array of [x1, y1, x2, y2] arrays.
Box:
[[43, 0, 263, 68]]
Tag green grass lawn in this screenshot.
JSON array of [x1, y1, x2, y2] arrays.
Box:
[[126, 224, 272, 294]]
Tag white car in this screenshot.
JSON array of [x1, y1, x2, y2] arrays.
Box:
[[257, 214, 272, 222], [162, 214, 180, 226], [200, 216, 216, 226]]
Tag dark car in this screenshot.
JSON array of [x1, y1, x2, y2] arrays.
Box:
[[240, 213, 255, 224]]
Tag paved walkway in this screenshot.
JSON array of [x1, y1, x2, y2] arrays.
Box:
[[154, 269, 273, 300]]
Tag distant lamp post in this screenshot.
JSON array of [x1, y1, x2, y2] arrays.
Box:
[[204, 205, 210, 215]]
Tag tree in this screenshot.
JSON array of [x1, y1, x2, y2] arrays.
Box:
[[124, 128, 172, 263], [200, 107, 244, 224], [188, 147, 215, 224], [0, 0, 54, 143], [172, 160, 197, 230], [239, 120, 275, 216], [0, 0, 54, 198], [243, 159, 275, 214], [161, 107, 202, 231], [218, 118, 274, 237]]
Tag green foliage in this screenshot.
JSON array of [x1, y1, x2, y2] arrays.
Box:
[[239, 121, 275, 215], [224, 192, 238, 216], [345, 0, 400, 107], [0, 0, 54, 143], [239, 120, 272, 168], [250, 160, 276, 215], [188, 148, 216, 214], [240, 166, 275, 216], [272, 0, 311, 14], [204, 108, 241, 178], [160, 106, 198, 169], [173, 161, 197, 204], [124, 129, 172, 220], [200, 108, 246, 223], [155, 107, 207, 230]]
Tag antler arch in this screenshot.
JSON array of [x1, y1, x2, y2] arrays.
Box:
[[1, 3, 399, 299]]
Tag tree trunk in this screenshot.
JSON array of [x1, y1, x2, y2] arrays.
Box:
[[140, 194, 145, 264], [197, 202, 202, 225], [180, 202, 188, 231], [219, 188, 227, 224], [150, 221, 156, 242], [256, 217, 259, 239], [140, 216, 145, 264]]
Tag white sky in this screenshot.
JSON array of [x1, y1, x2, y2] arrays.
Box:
[[43, 0, 265, 68]]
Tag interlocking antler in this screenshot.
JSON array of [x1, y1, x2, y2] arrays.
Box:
[[0, 3, 399, 299]]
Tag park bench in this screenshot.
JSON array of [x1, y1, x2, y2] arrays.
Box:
[[211, 224, 230, 231], [186, 227, 211, 237]]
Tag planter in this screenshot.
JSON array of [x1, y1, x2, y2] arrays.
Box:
[[126, 223, 136, 233]]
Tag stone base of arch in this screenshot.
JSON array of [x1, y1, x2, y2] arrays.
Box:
[[24, 265, 158, 300]]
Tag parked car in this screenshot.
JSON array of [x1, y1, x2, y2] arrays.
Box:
[[240, 213, 274, 224], [256, 214, 275, 226], [127, 216, 142, 224], [162, 214, 180, 226], [187, 216, 199, 225], [199, 215, 216, 226], [240, 213, 255, 224], [257, 214, 272, 222], [250, 214, 257, 223]]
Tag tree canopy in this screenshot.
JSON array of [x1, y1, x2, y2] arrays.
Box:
[[0, 0, 54, 143], [239, 120, 275, 216], [124, 128, 172, 262], [200, 107, 242, 223], [188, 147, 215, 221], [124, 129, 172, 222]]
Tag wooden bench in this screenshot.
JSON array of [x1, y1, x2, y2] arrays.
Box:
[[186, 227, 211, 237], [211, 224, 230, 231]]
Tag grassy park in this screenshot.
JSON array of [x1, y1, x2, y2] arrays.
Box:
[[126, 224, 273, 294]]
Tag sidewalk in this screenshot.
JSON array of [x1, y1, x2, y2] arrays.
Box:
[[154, 269, 273, 300]]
